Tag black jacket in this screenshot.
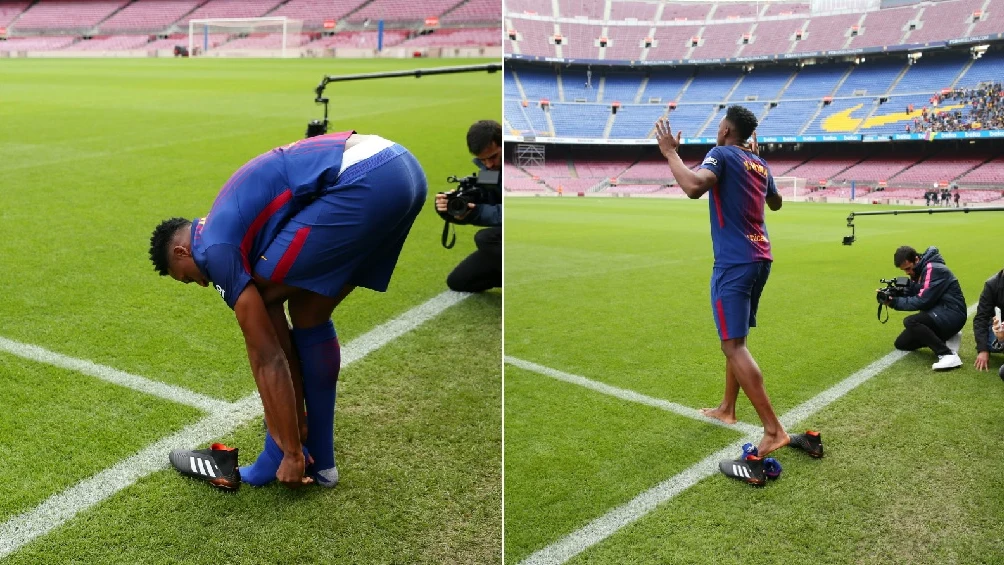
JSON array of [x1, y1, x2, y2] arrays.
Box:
[[891, 246, 967, 333], [973, 269, 1004, 352]]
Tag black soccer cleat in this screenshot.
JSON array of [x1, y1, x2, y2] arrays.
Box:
[[169, 443, 241, 492], [788, 430, 824, 458], [719, 454, 768, 486]]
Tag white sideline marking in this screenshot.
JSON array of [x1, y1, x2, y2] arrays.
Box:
[[520, 301, 978, 565], [0, 337, 231, 413], [0, 291, 471, 559], [504, 356, 760, 435]]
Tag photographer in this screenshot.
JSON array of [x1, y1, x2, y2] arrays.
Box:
[[973, 268, 1004, 376], [435, 120, 502, 293], [881, 246, 967, 370]]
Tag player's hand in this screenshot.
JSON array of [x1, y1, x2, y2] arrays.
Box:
[[655, 118, 681, 157], [750, 131, 760, 156], [975, 351, 990, 371], [277, 451, 313, 489]]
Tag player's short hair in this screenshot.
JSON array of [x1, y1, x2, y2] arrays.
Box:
[[725, 105, 758, 142], [149, 217, 191, 276], [894, 245, 919, 267], [466, 120, 502, 155]]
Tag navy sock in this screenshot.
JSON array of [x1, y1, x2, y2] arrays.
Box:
[[292, 321, 340, 482]]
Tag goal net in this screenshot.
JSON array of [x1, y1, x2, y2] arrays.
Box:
[[774, 176, 807, 202], [188, 17, 304, 58]]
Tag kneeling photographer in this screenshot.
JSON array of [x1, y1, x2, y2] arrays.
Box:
[[878, 245, 967, 371], [435, 120, 502, 293]]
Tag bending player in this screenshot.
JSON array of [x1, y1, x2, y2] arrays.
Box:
[[149, 131, 427, 489]]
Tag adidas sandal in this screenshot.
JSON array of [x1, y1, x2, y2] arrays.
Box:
[[788, 430, 824, 458], [169, 443, 241, 492]]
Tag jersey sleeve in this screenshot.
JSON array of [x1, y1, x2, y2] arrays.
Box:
[[203, 244, 253, 310], [698, 146, 726, 179]]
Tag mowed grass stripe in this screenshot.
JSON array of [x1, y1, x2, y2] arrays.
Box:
[[0, 290, 470, 559], [0, 336, 230, 413]]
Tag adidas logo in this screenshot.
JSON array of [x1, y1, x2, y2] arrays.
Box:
[[731, 464, 751, 479], [190, 456, 217, 478]]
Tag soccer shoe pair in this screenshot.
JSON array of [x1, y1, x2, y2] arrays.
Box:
[[720, 432, 824, 486], [169, 444, 241, 492], [719, 443, 783, 486]]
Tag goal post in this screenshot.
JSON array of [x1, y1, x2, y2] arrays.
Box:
[[774, 176, 807, 202], [188, 17, 303, 58]]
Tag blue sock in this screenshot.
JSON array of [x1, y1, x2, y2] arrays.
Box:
[[239, 431, 282, 486], [292, 320, 340, 482], [239, 431, 312, 487]]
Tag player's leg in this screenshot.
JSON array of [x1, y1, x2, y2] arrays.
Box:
[[721, 336, 788, 455], [700, 358, 739, 425], [285, 289, 346, 487], [701, 264, 747, 424]]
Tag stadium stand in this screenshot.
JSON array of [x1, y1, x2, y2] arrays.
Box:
[[0, 0, 501, 54], [504, 2, 1004, 202]]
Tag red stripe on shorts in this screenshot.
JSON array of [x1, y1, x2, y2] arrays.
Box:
[[271, 226, 311, 283], [715, 298, 729, 340]]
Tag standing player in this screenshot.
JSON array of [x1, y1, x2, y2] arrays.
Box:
[[654, 106, 818, 459], [149, 131, 427, 489]]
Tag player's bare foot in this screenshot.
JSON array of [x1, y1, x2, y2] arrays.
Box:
[[700, 407, 737, 425], [757, 430, 790, 457]]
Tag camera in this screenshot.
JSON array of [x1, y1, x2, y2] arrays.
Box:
[[444, 170, 500, 216], [877, 276, 911, 303]]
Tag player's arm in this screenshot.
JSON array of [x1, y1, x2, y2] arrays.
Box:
[[766, 174, 782, 211], [233, 284, 310, 488], [654, 118, 716, 199], [668, 154, 717, 199], [266, 302, 307, 441]]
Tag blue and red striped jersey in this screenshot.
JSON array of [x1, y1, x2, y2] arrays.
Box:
[[698, 144, 778, 266], [191, 131, 353, 308]]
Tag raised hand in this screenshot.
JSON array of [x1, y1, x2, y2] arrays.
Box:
[[655, 118, 682, 157]]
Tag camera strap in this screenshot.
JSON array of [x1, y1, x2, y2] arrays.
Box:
[[441, 219, 456, 249], [878, 303, 890, 323]]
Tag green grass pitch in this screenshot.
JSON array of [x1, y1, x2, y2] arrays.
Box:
[[504, 196, 1004, 564], [0, 58, 501, 564]]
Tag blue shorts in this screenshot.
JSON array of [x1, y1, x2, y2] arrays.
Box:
[[710, 261, 771, 341], [253, 144, 427, 296]]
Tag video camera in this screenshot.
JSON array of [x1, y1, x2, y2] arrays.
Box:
[[876, 276, 911, 323], [876, 276, 911, 304], [444, 170, 500, 216]]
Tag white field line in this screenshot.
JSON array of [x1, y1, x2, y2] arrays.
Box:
[[519, 304, 977, 565], [0, 337, 231, 413], [504, 356, 760, 436], [0, 290, 471, 559]]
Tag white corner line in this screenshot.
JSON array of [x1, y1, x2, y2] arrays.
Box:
[[504, 355, 761, 436], [518, 304, 978, 565], [0, 336, 232, 414], [0, 290, 473, 559]]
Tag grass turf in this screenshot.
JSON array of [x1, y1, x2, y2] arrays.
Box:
[[0, 58, 501, 564], [504, 196, 1004, 564]]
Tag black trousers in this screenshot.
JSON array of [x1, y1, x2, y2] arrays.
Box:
[[447, 226, 502, 293], [894, 311, 955, 356]]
